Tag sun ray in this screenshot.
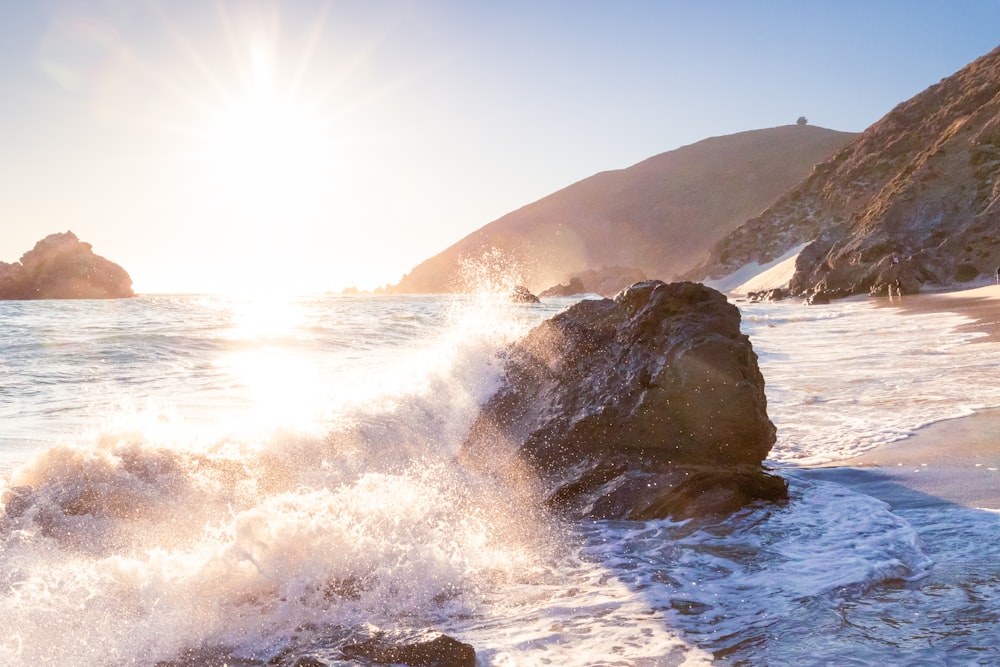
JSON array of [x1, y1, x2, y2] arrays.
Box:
[[287, 0, 334, 102], [150, 1, 233, 105]]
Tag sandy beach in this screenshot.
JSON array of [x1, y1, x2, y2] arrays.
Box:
[[802, 283, 1000, 510]]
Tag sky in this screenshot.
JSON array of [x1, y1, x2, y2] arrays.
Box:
[[2, 1, 1000, 294]]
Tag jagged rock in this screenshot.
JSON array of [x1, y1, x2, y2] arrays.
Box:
[[509, 285, 541, 303], [0, 262, 28, 299], [463, 280, 786, 520], [0, 231, 133, 299], [747, 287, 788, 303], [804, 290, 831, 305], [539, 276, 587, 297]]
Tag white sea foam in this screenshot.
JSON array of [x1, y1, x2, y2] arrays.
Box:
[[578, 475, 933, 647], [0, 293, 711, 666], [3, 291, 1000, 665], [740, 298, 1000, 465]]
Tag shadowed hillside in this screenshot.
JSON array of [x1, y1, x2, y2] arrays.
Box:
[[387, 125, 856, 294], [690, 46, 1000, 299]]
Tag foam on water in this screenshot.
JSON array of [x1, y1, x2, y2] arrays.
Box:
[[0, 292, 711, 666], [4, 291, 1000, 665], [576, 475, 934, 659], [740, 297, 1000, 465]]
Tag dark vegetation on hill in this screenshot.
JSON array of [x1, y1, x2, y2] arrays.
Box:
[[387, 125, 856, 295], [690, 45, 1000, 299]]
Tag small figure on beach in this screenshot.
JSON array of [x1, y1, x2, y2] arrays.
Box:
[[996, 266, 999, 285]]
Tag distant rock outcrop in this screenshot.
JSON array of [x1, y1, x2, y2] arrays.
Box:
[[463, 280, 786, 520], [540, 266, 648, 298], [0, 232, 133, 300], [388, 126, 856, 294], [691, 46, 1000, 298], [539, 277, 587, 297]]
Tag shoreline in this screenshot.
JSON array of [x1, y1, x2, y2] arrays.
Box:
[[802, 283, 1000, 510], [874, 281, 1000, 342]]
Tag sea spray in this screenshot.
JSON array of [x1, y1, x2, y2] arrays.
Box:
[[8, 291, 996, 664], [0, 292, 565, 665]]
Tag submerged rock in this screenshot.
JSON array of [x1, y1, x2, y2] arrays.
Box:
[[341, 632, 475, 667], [155, 630, 475, 667], [464, 280, 786, 520], [0, 231, 133, 299]]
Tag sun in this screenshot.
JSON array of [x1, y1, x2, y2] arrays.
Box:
[[204, 88, 335, 215], [183, 26, 361, 294], [190, 19, 350, 223]]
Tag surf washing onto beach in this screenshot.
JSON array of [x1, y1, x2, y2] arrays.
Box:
[[2, 291, 1000, 666]]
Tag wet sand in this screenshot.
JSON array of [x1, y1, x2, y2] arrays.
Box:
[[877, 282, 1000, 341], [802, 284, 1000, 510]]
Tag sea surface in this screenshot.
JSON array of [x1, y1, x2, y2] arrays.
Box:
[[1, 292, 999, 666]]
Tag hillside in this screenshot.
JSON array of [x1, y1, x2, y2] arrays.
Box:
[[690, 46, 1000, 298], [387, 125, 856, 294]]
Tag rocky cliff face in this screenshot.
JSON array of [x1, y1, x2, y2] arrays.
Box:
[[388, 126, 856, 294], [0, 232, 134, 299], [462, 281, 785, 520], [691, 46, 1000, 298]]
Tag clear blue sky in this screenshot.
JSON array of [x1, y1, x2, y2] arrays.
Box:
[[1, 0, 998, 292]]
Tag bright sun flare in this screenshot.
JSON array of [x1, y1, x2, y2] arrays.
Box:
[[205, 91, 333, 211], [197, 29, 343, 221], [184, 27, 359, 293]]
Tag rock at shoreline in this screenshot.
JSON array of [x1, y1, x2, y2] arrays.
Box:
[[0, 231, 134, 300], [463, 280, 786, 520], [746, 287, 787, 303]]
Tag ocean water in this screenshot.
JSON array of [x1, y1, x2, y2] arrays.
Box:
[[1, 292, 999, 666]]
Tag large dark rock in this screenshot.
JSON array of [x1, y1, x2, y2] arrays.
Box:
[[0, 231, 134, 299], [463, 280, 786, 520]]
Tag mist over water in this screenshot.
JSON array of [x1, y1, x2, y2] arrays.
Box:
[[1, 293, 999, 665]]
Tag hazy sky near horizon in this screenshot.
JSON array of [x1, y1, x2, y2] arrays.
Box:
[[2, 1, 999, 293]]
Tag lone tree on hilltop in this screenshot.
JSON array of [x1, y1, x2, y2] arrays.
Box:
[[796, 116, 808, 125]]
